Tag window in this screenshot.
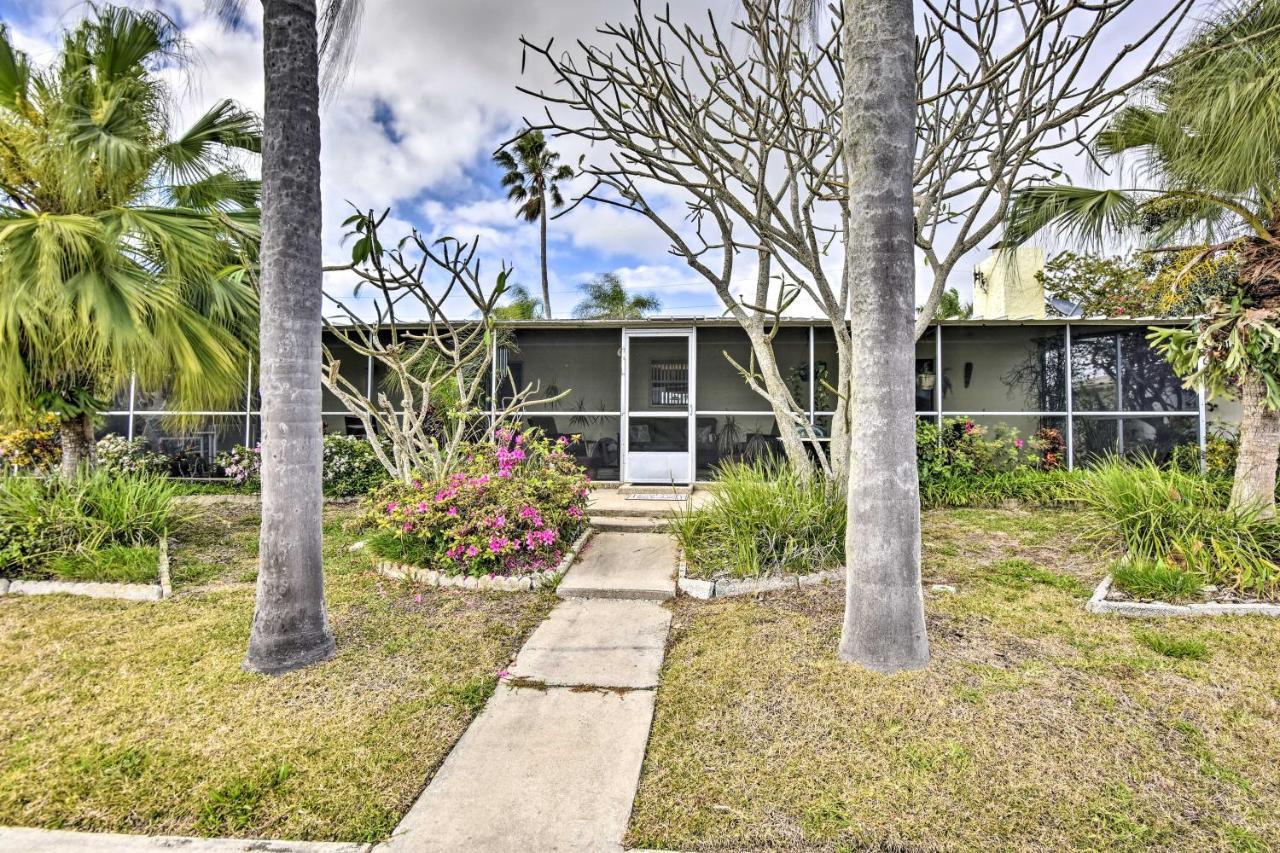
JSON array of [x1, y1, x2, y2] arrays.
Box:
[[650, 360, 689, 406]]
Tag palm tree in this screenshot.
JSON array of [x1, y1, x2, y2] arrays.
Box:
[[1006, 0, 1280, 515], [493, 130, 573, 319], [213, 0, 363, 675], [0, 8, 260, 480], [839, 0, 929, 672], [934, 287, 973, 320], [493, 283, 544, 320], [572, 272, 661, 319]]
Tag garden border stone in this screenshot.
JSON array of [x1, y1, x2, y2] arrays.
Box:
[[0, 537, 172, 603], [375, 528, 594, 594], [676, 551, 844, 599], [1087, 574, 1280, 618]]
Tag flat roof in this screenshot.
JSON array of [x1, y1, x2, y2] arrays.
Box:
[[484, 315, 1196, 329], [323, 315, 1198, 331]]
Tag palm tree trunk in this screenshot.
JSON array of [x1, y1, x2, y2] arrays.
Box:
[[244, 0, 335, 675], [540, 199, 553, 319], [838, 0, 929, 672], [59, 413, 96, 480], [1231, 371, 1280, 518]]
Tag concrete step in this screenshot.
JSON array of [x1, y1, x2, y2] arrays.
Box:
[[557, 532, 677, 601], [589, 515, 669, 533], [618, 483, 692, 498]]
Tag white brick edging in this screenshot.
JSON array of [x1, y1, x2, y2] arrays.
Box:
[[375, 527, 594, 594], [1087, 574, 1280, 618], [676, 550, 843, 599], [0, 537, 172, 603]]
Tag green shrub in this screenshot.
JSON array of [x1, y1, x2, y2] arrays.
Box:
[[915, 417, 1079, 509], [1110, 556, 1205, 602], [322, 434, 389, 497], [1134, 629, 1210, 661], [0, 470, 179, 578], [1078, 458, 1279, 600], [215, 435, 390, 497], [1169, 433, 1238, 480], [919, 467, 1082, 509], [672, 460, 845, 578], [95, 434, 170, 477]]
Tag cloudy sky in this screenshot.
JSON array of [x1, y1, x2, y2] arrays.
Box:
[[0, 0, 1208, 318]]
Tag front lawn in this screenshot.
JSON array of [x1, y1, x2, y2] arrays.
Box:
[[0, 503, 555, 842], [629, 508, 1280, 851]]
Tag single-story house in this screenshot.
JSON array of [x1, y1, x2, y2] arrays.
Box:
[[101, 315, 1230, 484]]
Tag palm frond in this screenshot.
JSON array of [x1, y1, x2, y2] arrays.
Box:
[[1004, 185, 1140, 250]]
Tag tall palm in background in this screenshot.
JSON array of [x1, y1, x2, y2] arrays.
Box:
[[0, 8, 260, 479], [572, 272, 661, 319], [1006, 0, 1280, 515], [212, 0, 362, 674], [493, 283, 544, 320], [494, 130, 573, 318]]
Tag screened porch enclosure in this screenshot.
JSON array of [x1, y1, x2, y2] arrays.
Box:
[[95, 319, 1208, 482], [493, 319, 1206, 483]]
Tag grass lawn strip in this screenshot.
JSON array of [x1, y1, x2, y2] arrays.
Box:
[[629, 507, 1280, 852], [0, 504, 556, 842]]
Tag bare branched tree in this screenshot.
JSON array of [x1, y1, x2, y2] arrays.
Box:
[[912, 0, 1196, 333], [517, 0, 1199, 483], [322, 209, 567, 482]]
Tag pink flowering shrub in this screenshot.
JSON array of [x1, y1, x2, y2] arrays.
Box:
[[366, 427, 590, 577]]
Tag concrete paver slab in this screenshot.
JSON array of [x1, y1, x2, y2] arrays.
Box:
[[380, 686, 655, 853], [557, 532, 676, 600], [509, 599, 671, 689]]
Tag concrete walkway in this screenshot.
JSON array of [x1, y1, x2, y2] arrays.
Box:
[[378, 529, 678, 853]]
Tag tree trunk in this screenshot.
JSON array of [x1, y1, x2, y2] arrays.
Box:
[[1230, 371, 1280, 518], [838, 0, 929, 672], [738, 324, 816, 479], [59, 413, 96, 480], [540, 200, 553, 319], [244, 0, 335, 675]]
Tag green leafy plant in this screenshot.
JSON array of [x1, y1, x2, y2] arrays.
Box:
[[1111, 556, 1204, 602], [322, 435, 390, 497], [95, 435, 170, 478], [1081, 459, 1280, 600], [672, 459, 846, 578], [0, 414, 60, 473], [0, 470, 180, 578]]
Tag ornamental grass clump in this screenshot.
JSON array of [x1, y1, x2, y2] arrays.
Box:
[[0, 469, 179, 580], [672, 460, 845, 579], [1079, 457, 1280, 601], [366, 427, 589, 577]]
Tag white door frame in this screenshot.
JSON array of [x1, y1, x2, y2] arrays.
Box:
[[621, 328, 696, 483]]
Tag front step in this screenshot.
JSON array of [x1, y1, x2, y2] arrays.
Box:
[[589, 515, 669, 533], [618, 483, 692, 498]]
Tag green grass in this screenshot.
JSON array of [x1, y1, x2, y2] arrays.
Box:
[[45, 544, 158, 584], [628, 507, 1280, 851], [1134, 629, 1211, 661], [0, 503, 556, 842], [1112, 556, 1205, 603]]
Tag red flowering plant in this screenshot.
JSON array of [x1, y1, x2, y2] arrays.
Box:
[[366, 426, 590, 577]]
